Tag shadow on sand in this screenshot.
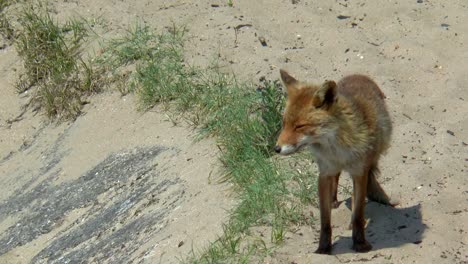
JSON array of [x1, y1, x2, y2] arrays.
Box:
[[331, 200, 426, 254]]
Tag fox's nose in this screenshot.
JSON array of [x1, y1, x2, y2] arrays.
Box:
[[274, 145, 281, 153]]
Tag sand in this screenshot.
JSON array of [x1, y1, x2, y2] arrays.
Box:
[[0, 0, 467, 263]]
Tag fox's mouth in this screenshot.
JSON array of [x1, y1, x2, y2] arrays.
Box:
[[274, 144, 297, 155], [274, 135, 313, 155]]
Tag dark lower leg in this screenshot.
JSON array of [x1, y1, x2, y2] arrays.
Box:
[[351, 173, 372, 252], [315, 175, 333, 254]]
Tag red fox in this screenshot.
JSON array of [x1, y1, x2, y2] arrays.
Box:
[[275, 69, 397, 254]]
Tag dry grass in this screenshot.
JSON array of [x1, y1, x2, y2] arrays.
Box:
[[12, 3, 101, 120]]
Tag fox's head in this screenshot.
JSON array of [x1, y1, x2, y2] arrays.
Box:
[[274, 69, 338, 155]]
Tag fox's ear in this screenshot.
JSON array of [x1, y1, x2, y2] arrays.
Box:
[[313, 80, 337, 108], [279, 69, 298, 94]]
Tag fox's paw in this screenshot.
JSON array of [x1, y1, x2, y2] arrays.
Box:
[[315, 244, 332, 255], [352, 240, 372, 253]]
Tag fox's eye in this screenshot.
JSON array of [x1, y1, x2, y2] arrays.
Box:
[[295, 124, 309, 130]]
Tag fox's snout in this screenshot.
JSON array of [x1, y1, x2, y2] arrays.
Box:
[[275, 124, 305, 155], [273, 144, 297, 155], [273, 142, 301, 155], [275, 128, 315, 155]]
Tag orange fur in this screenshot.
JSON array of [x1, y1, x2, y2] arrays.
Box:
[[275, 69, 397, 254]]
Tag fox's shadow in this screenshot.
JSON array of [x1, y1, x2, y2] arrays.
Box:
[[331, 200, 425, 254]]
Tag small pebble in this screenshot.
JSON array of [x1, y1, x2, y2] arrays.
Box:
[[258, 36, 267, 46], [337, 15, 351, 20]]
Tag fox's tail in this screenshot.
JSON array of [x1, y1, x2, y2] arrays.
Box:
[[367, 165, 398, 206]]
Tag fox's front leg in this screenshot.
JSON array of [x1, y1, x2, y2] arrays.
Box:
[[351, 171, 372, 252], [315, 175, 334, 254]]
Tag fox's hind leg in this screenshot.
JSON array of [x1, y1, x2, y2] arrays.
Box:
[[367, 164, 398, 206], [331, 173, 341, 208], [351, 170, 372, 253]]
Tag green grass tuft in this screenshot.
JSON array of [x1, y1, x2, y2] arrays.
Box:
[[98, 24, 319, 262], [94, 23, 185, 96]]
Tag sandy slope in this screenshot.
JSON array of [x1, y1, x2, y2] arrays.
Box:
[[0, 41, 233, 263], [1, 0, 467, 263]]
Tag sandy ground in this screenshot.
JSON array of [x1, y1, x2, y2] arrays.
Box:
[[1, 0, 467, 263]]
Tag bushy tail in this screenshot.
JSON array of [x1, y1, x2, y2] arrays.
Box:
[[367, 165, 398, 206]]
